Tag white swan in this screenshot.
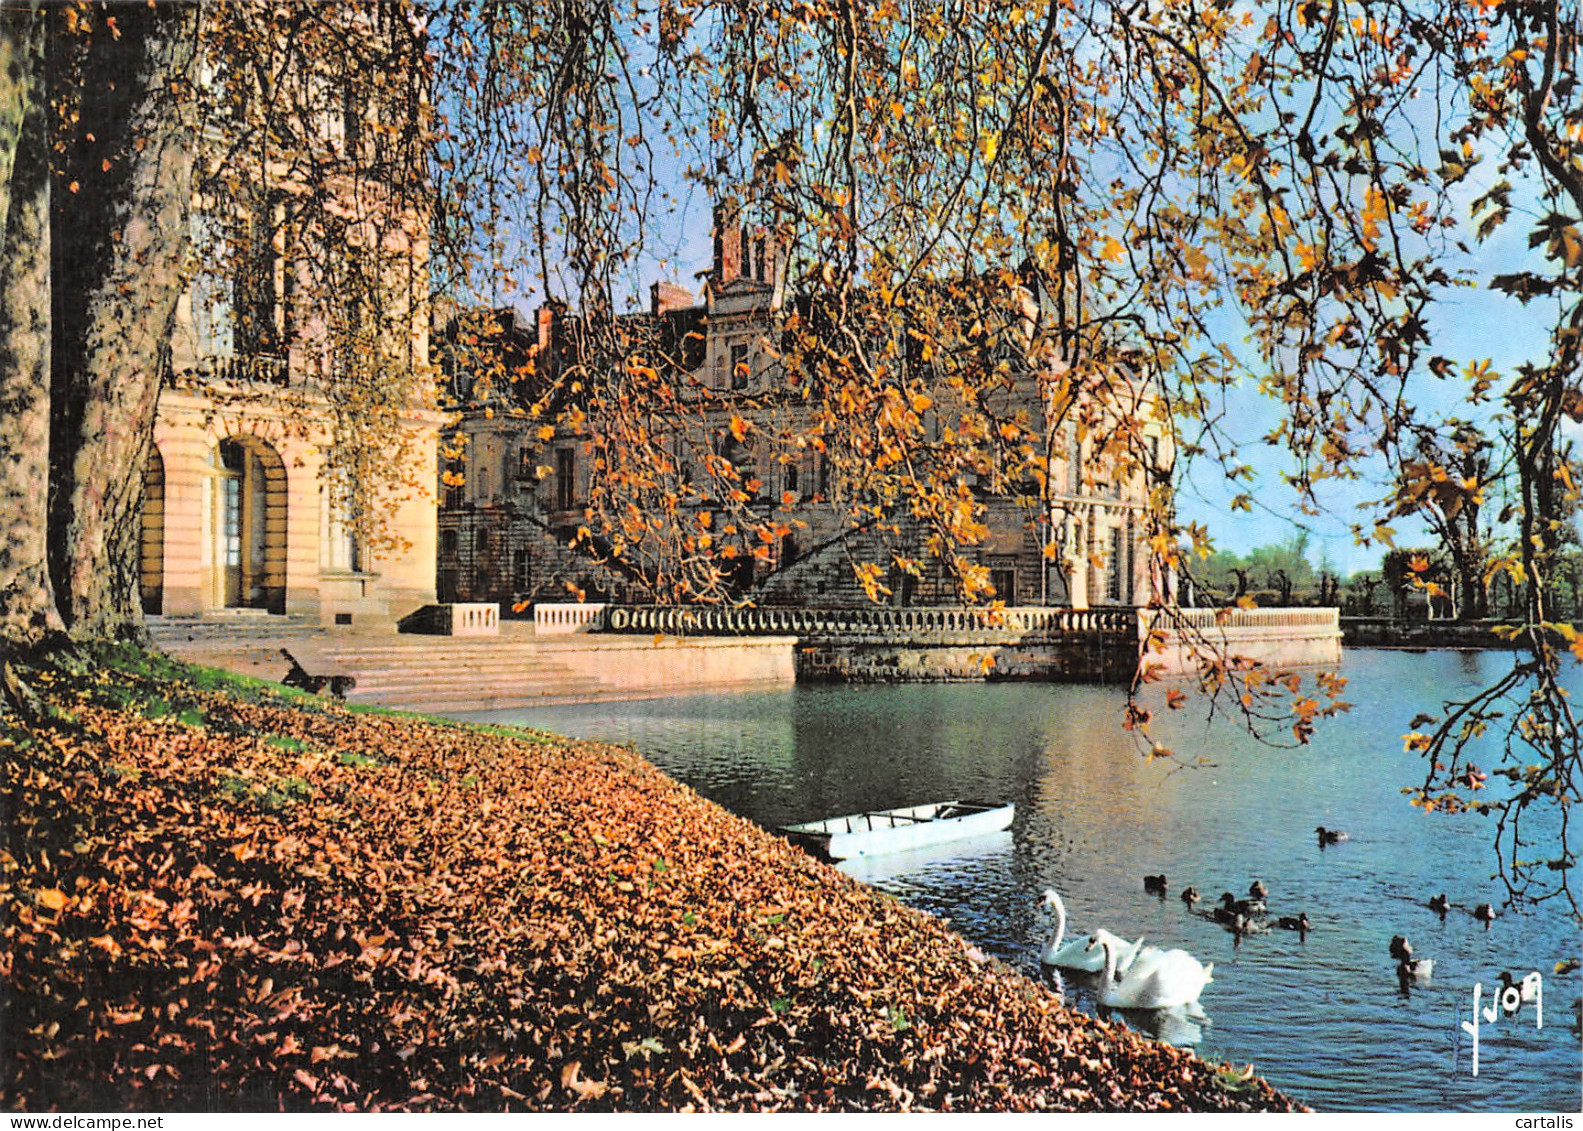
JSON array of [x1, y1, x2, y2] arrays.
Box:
[[1088, 936, 1214, 1010], [1039, 889, 1144, 973]]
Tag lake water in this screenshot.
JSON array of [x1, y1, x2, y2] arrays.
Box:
[[454, 649, 1582, 1113]]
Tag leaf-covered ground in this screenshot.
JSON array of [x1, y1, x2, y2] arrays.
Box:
[[0, 645, 1303, 1112]]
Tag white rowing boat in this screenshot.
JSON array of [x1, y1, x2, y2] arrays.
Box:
[[781, 800, 1015, 860]]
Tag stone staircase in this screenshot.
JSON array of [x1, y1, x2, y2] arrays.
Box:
[[146, 612, 325, 648], [311, 639, 611, 714], [144, 614, 795, 714], [146, 618, 614, 713]]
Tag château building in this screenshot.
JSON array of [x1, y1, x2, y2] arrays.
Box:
[[438, 204, 1173, 614]]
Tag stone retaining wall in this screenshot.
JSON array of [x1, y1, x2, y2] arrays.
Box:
[[539, 635, 798, 699], [1140, 608, 1343, 675], [1340, 617, 1568, 649], [795, 638, 1136, 683]]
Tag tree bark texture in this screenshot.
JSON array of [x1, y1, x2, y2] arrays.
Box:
[[0, 2, 61, 645], [47, 3, 198, 640]]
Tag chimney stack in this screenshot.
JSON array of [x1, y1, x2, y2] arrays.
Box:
[[650, 281, 695, 315], [713, 200, 743, 289]]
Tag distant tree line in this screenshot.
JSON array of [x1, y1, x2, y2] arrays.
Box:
[[1188, 531, 1583, 623]]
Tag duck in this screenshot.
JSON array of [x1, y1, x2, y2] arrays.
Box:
[[1473, 903, 1496, 926], [1038, 889, 1145, 974], [1389, 935, 1414, 962], [1316, 826, 1348, 845], [1397, 956, 1435, 986], [1496, 970, 1540, 1012], [1230, 911, 1267, 937], [1275, 912, 1311, 933], [1209, 891, 1258, 923], [1180, 885, 1200, 908], [1087, 936, 1214, 1010], [1144, 874, 1168, 896], [1428, 893, 1449, 917], [1248, 879, 1268, 902]]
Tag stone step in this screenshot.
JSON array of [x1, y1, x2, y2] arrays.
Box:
[[345, 675, 606, 692], [148, 615, 326, 646], [345, 689, 608, 712], [343, 672, 611, 709], [316, 658, 575, 681], [316, 648, 550, 664]]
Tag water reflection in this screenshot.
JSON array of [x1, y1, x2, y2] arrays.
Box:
[[459, 649, 1583, 1112], [832, 831, 1015, 884], [1115, 1002, 1210, 1048]]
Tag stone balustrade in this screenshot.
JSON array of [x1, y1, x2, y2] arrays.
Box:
[[445, 602, 500, 636], [603, 603, 1137, 643], [535, 602, 608, 635], [1144, 607, 1341, 634], [593, 603, 1342, 681], [175, 354, 291, 387]]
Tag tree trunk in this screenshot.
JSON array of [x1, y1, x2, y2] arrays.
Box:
[[0, 1, 60, 645], [1452, 527, 1488, 622], [47, 3, 198, 641]]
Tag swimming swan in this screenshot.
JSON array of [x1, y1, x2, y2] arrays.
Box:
[[1039, 889, 1144, 973], [1088, 936, 1214, 1010]]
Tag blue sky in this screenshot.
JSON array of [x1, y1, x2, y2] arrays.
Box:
[[1170, 226, 1573, 577]]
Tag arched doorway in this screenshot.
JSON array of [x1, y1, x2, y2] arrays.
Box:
[[204, 436, 287, 612], [139, 446, 165, 614]]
